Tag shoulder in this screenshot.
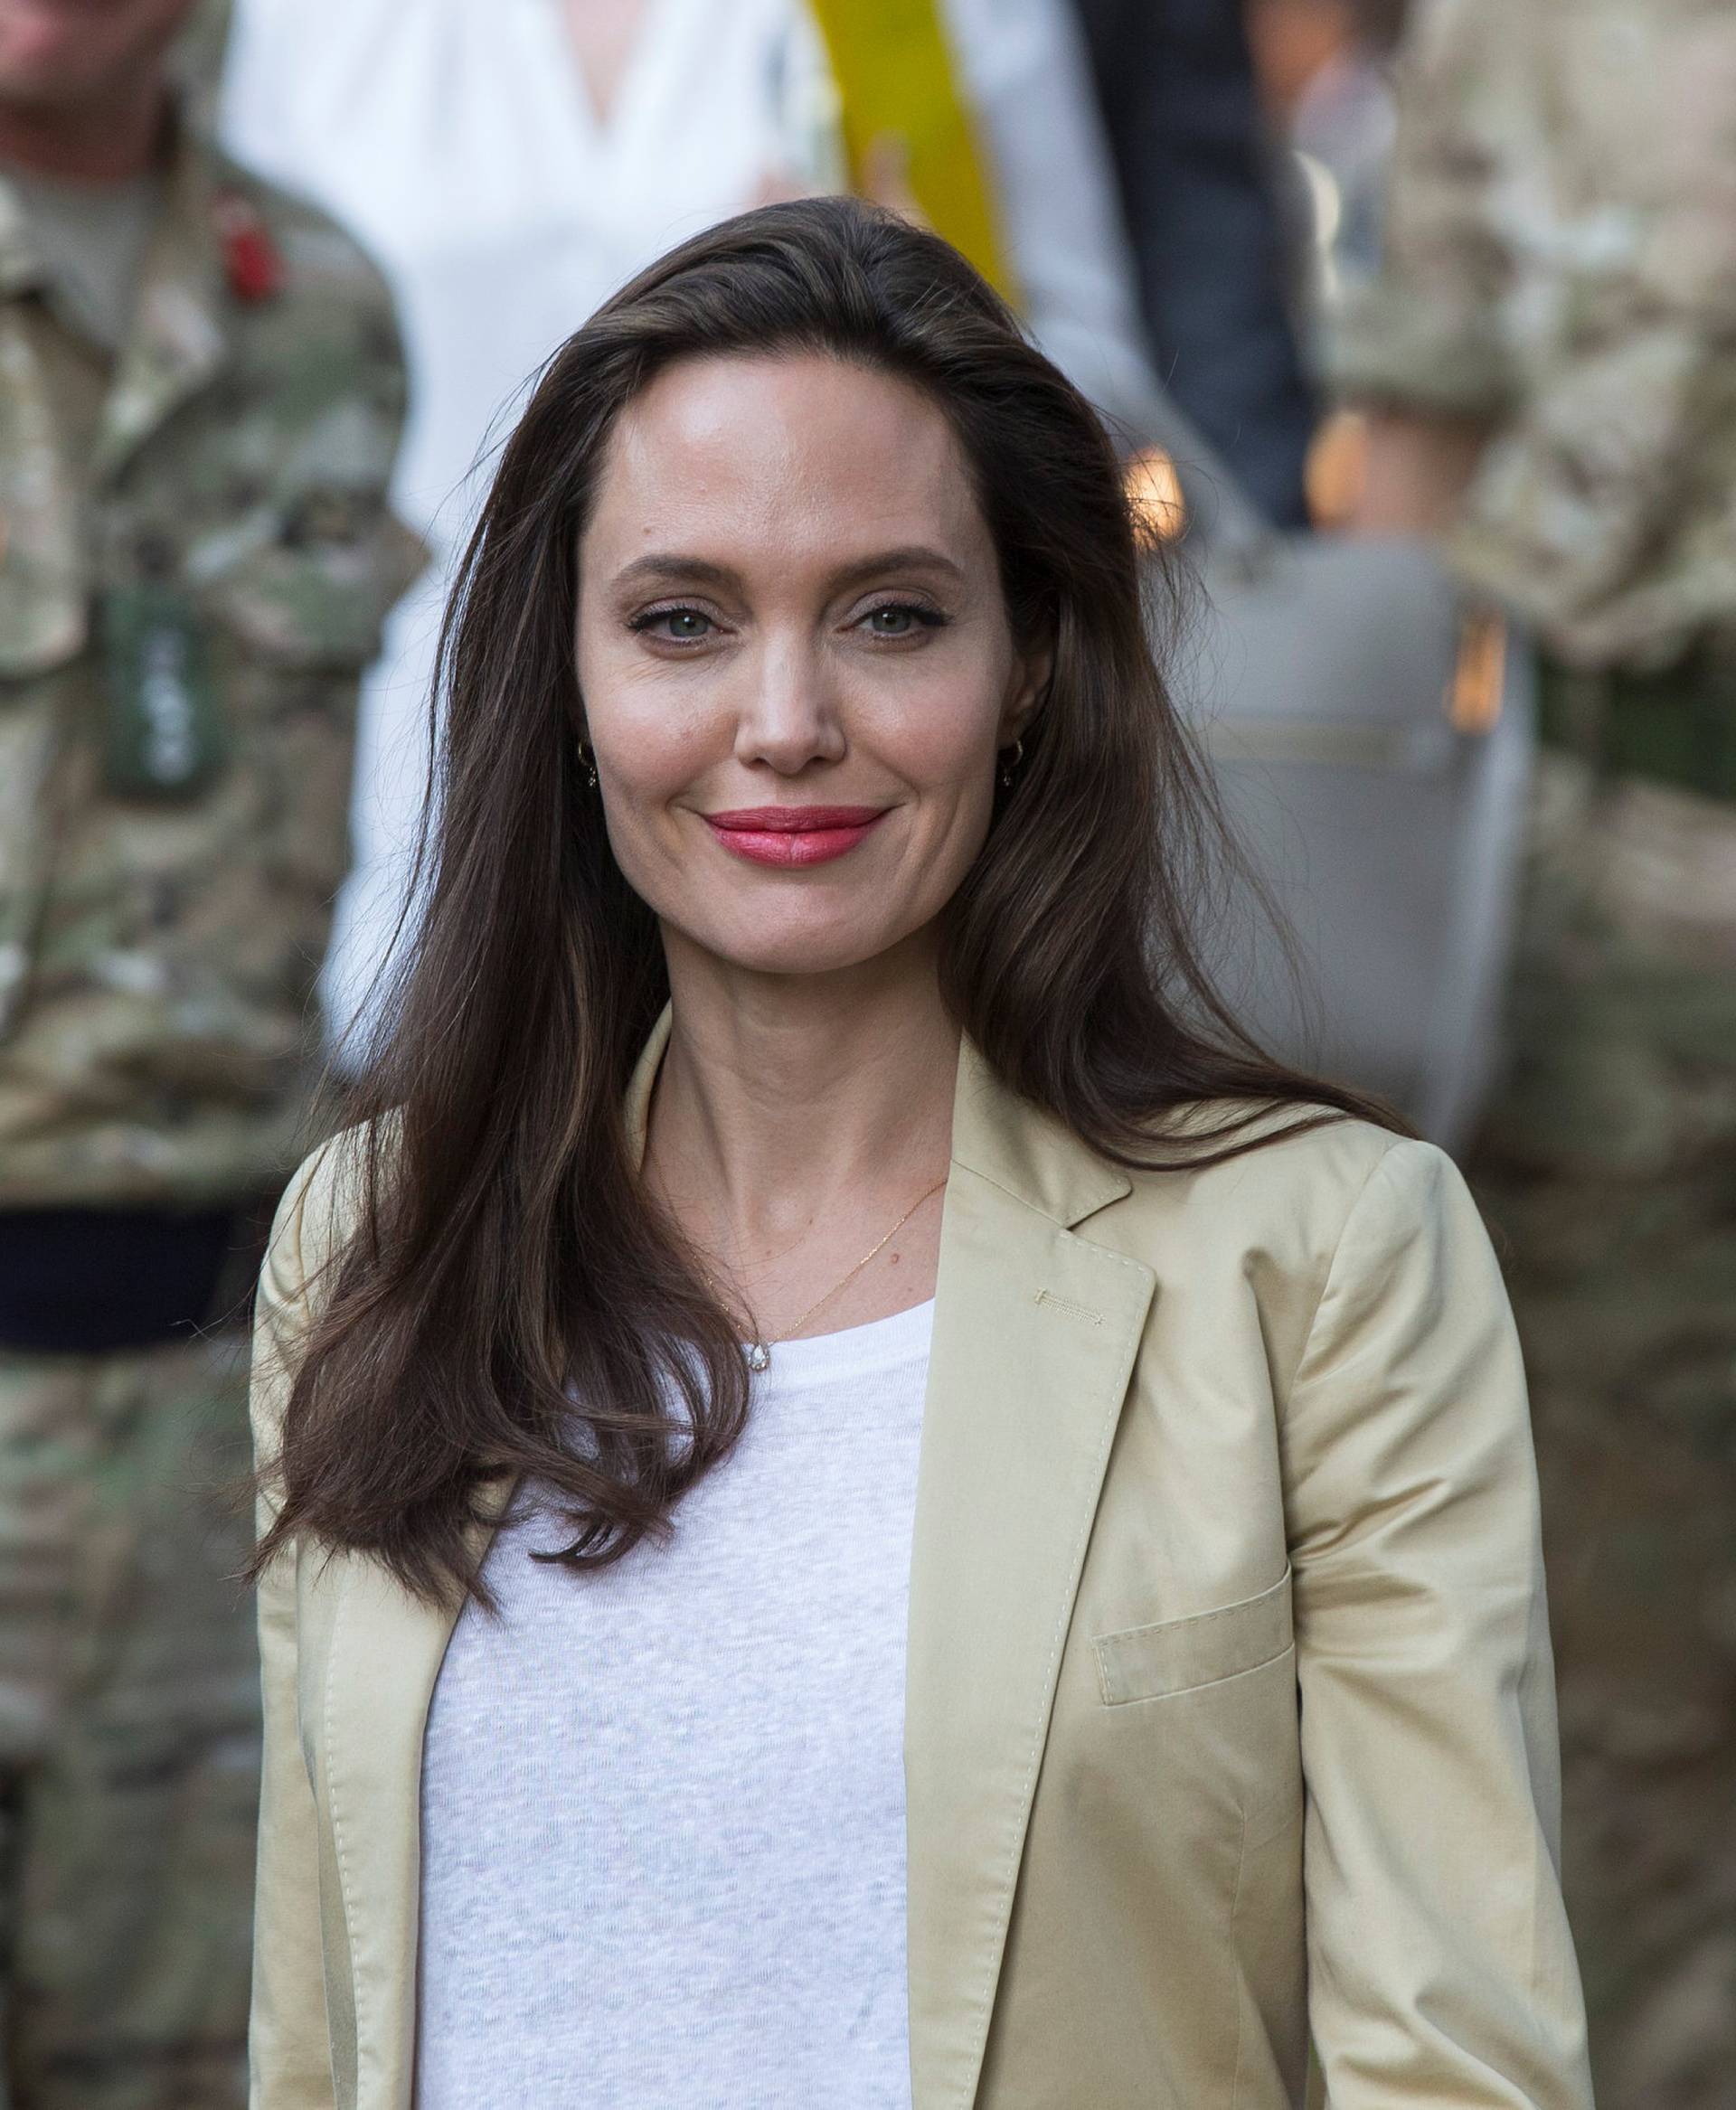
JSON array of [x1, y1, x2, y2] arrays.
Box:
[[1123, 1102, 1421, 1220], [259, 1115, 395, 1319], [1097, 1108, 1491, 1349], [200, 134, 402, 353], [1075, 1108, 1517, 1440]]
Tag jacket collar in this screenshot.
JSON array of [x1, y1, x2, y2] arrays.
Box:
[[623, 1003, 673, 1167], [907, 1041, 1152, 2108], [948, 1036, 1132, 1230]]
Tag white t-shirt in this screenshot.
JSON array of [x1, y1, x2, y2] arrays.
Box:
[[216, 0, 1163, 1048], [414, 1296, 936, 2108]]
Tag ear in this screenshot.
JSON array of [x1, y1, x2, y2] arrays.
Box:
[[999, 638, 1054, 746]]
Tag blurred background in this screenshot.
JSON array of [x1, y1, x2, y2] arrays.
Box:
[[0, 0, 1731, 2102]]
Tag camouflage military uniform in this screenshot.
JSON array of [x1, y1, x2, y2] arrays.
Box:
[[0, 112, 416, 2109], [1331, 5, 1736, 2105]]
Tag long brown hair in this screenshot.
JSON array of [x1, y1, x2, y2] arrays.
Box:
[[255, 197, 1401, 1606]]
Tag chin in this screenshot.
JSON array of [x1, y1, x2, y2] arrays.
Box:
[[693, 910, 922, 981]]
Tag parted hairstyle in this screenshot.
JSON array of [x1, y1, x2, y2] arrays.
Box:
[[253, 196, 1401, 1606]]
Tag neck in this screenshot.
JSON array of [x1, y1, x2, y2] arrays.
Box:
[[0, 80, 166, 184], [646, 928, 960, 1245]]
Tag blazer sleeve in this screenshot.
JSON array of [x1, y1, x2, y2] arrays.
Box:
[[1281, 1137, 1593, 2107], [249, 1144, 343, 2109]]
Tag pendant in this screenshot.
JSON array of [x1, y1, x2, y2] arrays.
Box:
[[744, 1342, 771, 1373]]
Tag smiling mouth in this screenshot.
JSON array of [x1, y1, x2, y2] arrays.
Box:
[[703, 805, 890, 868]]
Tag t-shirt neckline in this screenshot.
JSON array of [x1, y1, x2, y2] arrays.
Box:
[[748, 1296, 936, 1385]]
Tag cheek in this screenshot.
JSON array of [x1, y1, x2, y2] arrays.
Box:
[[878, 664, 1008, 812], [849, 614, 1017, 759], [576, 629, 715, 800], [900, 681, 997, 770], [590, 717, 710, 903]]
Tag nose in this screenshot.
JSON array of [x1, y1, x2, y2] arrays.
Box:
[[732, 631, 847, 775]]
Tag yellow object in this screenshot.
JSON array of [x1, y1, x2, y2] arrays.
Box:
[[806, 0, 1017, 303]]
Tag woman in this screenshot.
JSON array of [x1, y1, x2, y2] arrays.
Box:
[[218, 0, 1206, 1056], [249, 199, 1591, 2108]]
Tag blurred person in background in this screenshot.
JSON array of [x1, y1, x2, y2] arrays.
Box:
[[217, 0, 1217, 1060], [1069, 0, 1316, 528], [0, 0, 416, 2099], [1331, 2, 1736, 2100]]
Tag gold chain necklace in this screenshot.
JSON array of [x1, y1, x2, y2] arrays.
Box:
[[703, 1175, 948, 1373]]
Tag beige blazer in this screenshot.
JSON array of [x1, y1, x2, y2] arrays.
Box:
[[249, 1021, 1593, 2109]]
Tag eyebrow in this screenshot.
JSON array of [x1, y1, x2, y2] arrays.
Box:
[[608, 544, 968, 595]]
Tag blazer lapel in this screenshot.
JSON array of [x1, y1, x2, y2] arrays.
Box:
[[905, 1048, 1156, 2110]]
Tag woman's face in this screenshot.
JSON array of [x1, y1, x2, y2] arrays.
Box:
[[575, 353, 1047, 982]]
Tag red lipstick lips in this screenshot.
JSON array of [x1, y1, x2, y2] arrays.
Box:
[[703, 805, 889, 868]]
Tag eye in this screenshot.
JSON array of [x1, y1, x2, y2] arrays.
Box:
[[858, 601, 946, 639], [630, 605, 716, 643]]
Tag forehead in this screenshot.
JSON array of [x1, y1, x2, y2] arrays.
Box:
[[583, 352, 990, 573]]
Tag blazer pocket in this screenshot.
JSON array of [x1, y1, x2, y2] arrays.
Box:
[[1094, 1568, 1294, 1705]]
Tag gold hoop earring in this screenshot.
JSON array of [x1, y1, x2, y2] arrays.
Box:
[[576, 736, 599, 790], [999, 736, 1024, 790]]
